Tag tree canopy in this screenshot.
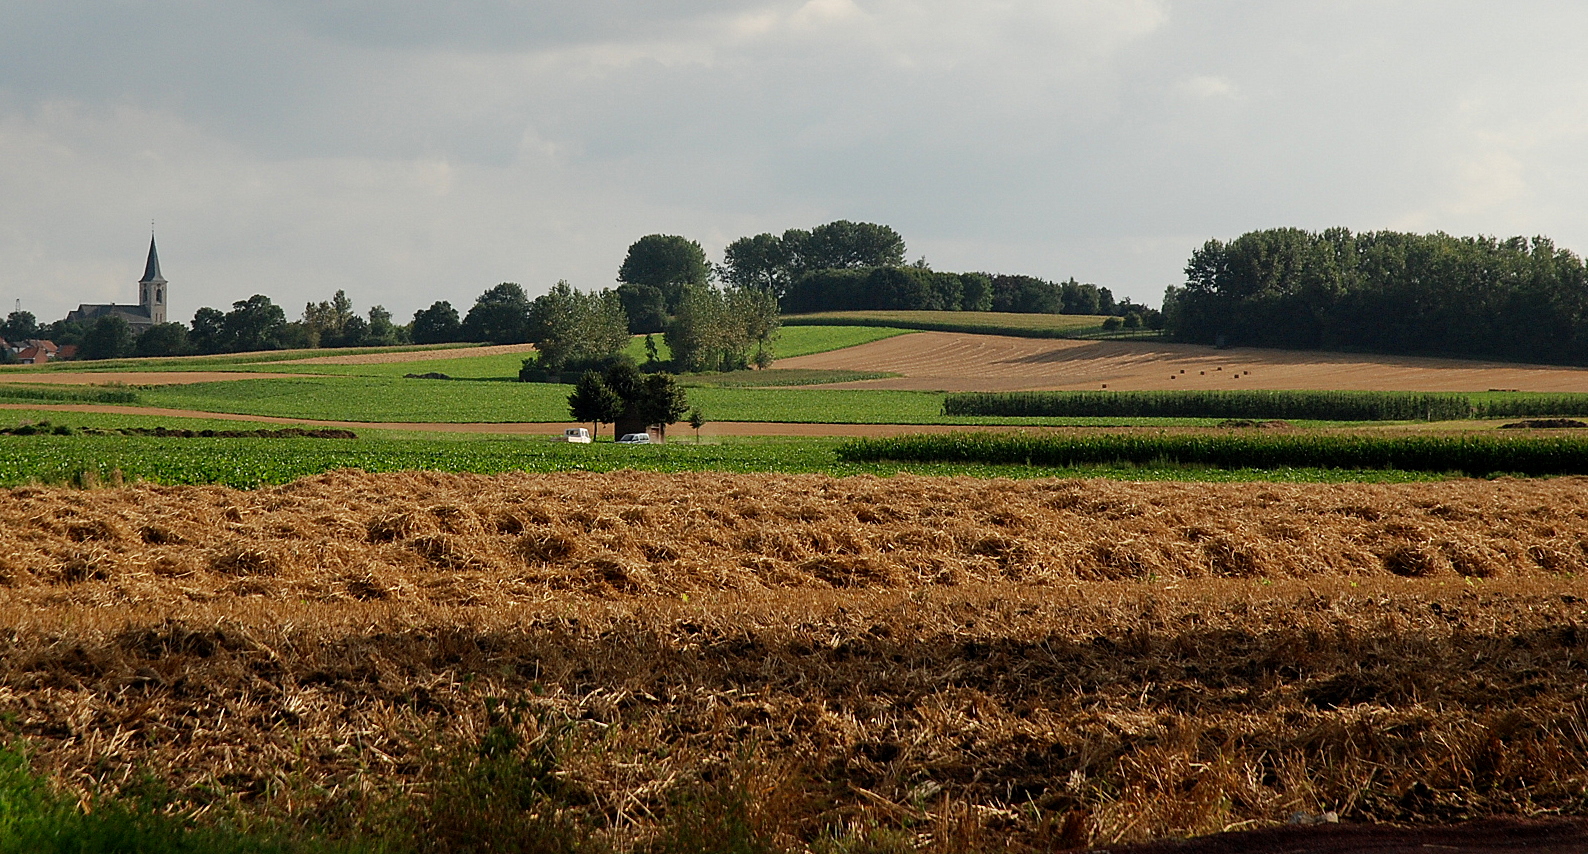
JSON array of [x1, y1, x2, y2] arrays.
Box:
[[1166, 227, 1588, 364], [664, 284, 780, 372], [411, 301, 463, 344], [524, 281, 631, 375], [720, 220, 906, 298], [618, 235, 710, 315], [461, 282, 533, 344]]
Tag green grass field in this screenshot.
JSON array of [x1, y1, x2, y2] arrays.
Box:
[[0, 343, 471, 375], [0, 326, 911, 384], [0, 426, 1442, 489], [130, 378, 961, 423]]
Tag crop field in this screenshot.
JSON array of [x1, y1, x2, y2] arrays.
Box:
[[0, 411, 1454, 487], [117, 377, 967, 424], [947, 389, 1588, 421], [779, 331, 1588, 393], [0, 470, 1586, 851], [840, 431, 1588, 476]]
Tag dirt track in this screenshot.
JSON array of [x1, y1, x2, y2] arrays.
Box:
[[779, 332, 1588, 392]]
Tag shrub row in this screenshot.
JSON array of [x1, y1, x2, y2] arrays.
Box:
[[943, 390, 1588, 422], [0, 385, 139, 404], [836, 432, 1588, 476]]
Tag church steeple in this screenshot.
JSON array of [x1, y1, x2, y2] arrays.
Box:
[[140, 234, 165, 286], [139, 233, 167, 324]]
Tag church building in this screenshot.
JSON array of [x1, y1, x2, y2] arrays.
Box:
[[65, 235, 169, 333]]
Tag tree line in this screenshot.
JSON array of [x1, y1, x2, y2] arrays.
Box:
[[1, 290, 406, 361], [1165, 227, 1588, 364], [718, 221, 1125, 317], [5, 217, 1113, 364]]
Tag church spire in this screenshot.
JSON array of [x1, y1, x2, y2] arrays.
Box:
[[141, 234, 165, 285]]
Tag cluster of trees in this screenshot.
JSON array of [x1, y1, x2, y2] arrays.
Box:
[[1166, 228, 1588, 364], [719, 221, 908, 297], [567, 361, 691, 440], [13, 291, 408, 361], [716, 219, 1121, 318]]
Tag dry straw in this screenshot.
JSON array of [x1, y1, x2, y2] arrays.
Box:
[[1, 470, 1587, 848]]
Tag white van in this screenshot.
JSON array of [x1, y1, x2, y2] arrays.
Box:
[[560, 428, 592, 443], [616, 433, 652, 444]]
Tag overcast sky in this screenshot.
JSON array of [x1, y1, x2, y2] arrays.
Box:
[[4, 1, 1588, 324]]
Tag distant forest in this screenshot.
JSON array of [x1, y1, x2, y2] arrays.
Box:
[[1166, 228, 1588, 365]]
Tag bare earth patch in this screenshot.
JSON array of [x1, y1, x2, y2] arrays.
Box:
[[779, 332, 1588, 392]]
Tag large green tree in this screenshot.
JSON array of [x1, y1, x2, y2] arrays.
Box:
[[189, 307, 226, 354], [411, 301, 463, 344], [524, 281, 631, 375], [664, 285, 779, 372], [302, 290, 355, 347], [799, 220, 906, 271], [79, 315, 134, 360], [1, 311, 38, 342], [615, 283, 668, 334], [461, 283, 533, 344], [134, 322, 190, 357], [221, 295, 288, 353], [720, 232, 796, 296], [720, 221, 907, 300], [567, 370, 624, 439], [617, 235, 709, 316]]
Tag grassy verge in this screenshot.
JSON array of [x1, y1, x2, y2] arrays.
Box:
[[840, 430, 1588, 476]]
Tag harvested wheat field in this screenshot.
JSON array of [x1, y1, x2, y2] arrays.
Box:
[[779, 331, 1588, 392], [3, 470, 1588, 851]]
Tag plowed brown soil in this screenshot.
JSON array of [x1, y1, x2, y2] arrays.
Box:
[[3, 471, 1588, 850], [779, 332, 1588, 392]]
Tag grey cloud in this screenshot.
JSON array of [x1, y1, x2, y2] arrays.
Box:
[[5, 0, 1588, 322]]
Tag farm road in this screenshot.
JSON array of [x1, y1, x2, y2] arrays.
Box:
[[781, 331, 1588, 392], [0, 403, 1048, 437]]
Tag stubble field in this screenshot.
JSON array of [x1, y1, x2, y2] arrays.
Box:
[[780, 332, 1588, 393], [4, 469, 1588, 850]]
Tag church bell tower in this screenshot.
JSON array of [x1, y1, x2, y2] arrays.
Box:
[[139, 233, 167, 324]]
